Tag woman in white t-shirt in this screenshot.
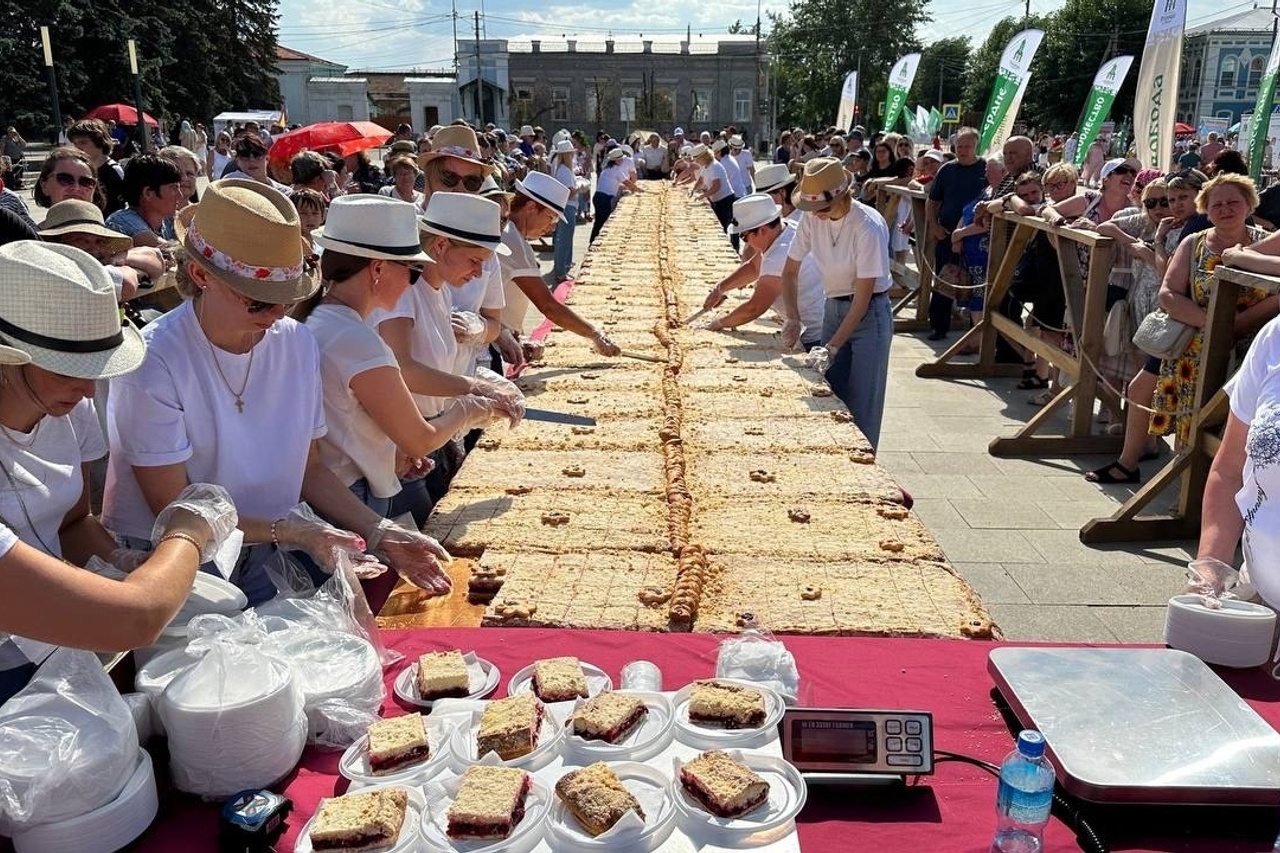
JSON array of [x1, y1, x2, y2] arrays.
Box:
[[550, 140, 580, 282], [105, 179, 425, 606], [0, 242, 232, 703], [589, 149, 629, 244], [691, 144, 736, 234]]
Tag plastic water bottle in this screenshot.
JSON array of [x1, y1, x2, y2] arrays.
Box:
[[990, 730, 1056, 853]]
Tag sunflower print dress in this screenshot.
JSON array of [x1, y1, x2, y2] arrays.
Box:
[[1150, 226, 1269, 443]]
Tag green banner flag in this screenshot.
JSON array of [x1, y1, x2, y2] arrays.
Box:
[[883, 53, 921, 133], [1073, 56, 1135, 167], [978, 29, 1045, 153], [1248, 37, 1280, 180]]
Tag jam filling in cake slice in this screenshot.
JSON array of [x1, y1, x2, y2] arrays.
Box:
[[531, 655, 589, 702], [446, 766, 532, 841], [309, 787, 408, 853], [569, 691, 648, 744], [366, 713, 431, 775], [476, 693, 544, 760], [679, 750, 771, 818], [687, 680, 767, 729]]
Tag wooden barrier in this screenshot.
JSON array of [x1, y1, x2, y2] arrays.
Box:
[[1080, 264, 1280, 543], [914, 210, 1123, 457], [879, 184, 932, 332]]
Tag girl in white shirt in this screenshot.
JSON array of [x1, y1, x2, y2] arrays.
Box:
[[692, 146, 736, 234], [589, 150, 628, 244], [550, 141, 580, 281]]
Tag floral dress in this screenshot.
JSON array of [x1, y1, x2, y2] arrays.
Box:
[[1150, 226, 1270, 442]]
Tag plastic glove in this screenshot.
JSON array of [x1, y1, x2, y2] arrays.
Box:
[[273, 504, 386, 579], [1185, 557, 1242, 608], [494, 328, 524, 367], [450, 311, 487, 345], [150, 483, 239, 562], [521, 339, 545, 363], [473, 366, 526, 426], [107, 548, 150, 574], [690, 318, 723, 331], [805, 345, 832, 375], [589, 328, 621, 357], [703, 288, 727, 310], [396, 452, 435, 481], [365, 519, 452, 595], [781, 319, 803, 351], [444, 394, 509, 431]]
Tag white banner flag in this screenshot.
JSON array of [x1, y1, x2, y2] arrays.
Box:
[[835, 71, 859, 133], [1133, 0, 1187, 171], [979, 29, 1046, 154]]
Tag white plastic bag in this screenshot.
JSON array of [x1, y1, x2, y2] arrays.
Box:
[[261, 627, 384, 749], [0, 648, 139, 832], [715, 626, 801, 704]]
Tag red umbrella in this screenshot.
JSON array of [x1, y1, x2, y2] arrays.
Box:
[[268, 121, 394, 164], [84, 104, 159, 127], [1174, 121, 1195, 134]]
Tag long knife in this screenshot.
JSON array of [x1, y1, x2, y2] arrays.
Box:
[[523, 408, 597, 426], [617, 350, 667, 363], [685, 305, 714, 325]]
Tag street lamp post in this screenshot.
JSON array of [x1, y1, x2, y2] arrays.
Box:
[[128, 39, 148, 153], [40, 27, 62, 145]]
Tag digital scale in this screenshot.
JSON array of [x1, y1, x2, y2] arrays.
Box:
[[779, 707, 934, 784], [989, 646, 1280, 805]]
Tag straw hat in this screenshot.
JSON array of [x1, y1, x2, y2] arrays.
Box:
[[552, 139, 575, 156], [419, 192, 510, 255], [478, 175, 515, 202], [710, 139, 729, 154], [686, 143, 710, 160], [38, 200, 133, 257], [793, 158, 851, 212], [727, 194, 782, 235], [519, 125, 535, 138], [0, 242, 145, 379], [605, 148, 626, 163], [728, 134, 745, 149], [312, 196, 433, 262], [176, 179, 316, 303], [514, 172, 569, 222], [753, 163, 796, 194], [416, 125, 497, 175]]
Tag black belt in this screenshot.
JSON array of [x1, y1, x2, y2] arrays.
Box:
[[830, 291, 889, 303]]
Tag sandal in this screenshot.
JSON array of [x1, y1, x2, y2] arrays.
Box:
[[1017, 375, 1050, 390], [1029, 389, 1055, 406], [1085, 461, 1140, 484]]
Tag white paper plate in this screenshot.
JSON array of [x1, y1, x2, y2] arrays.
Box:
[[562, 691, 674, 763], [170, 573, 247, 627], [450, 704, 564, 768], [296, 785, 424, 853], [546, 762, 676, 852], [671, 679, 784, 748], [506, 660, 612, 702], [671, 752, 807, 837], [339, 715, 455, 786], [395, 652, 500, 708], [419, 772, 550, 853]]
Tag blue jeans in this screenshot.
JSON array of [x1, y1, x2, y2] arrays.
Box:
[[589, 193, 614, 243], [120, 534, 293, 607], [348, 478, 392, 519], [552, 203, 577, 282], [822, 293, 893, 450]]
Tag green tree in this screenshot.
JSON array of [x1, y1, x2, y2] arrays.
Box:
[[768, 0, 929, 130], [728, 19, 761, 36], [909, 36, 971, 121]]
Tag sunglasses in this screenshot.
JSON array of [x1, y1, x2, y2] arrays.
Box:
[[1110, 166, 1137, 177], [1143, 197, 1170, 209], [439, 169, 485, 192], [391, 260, 426, 285], [236, 150, 266, 159], [53, 172, 98, 189]]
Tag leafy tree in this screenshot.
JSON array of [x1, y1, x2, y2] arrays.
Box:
[[768, 0, 929, 130], [728, 19, 761, 36], [909, 36, 971, 120]]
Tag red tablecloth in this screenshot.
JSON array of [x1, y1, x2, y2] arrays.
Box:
[[128, 629, 1280, 853]]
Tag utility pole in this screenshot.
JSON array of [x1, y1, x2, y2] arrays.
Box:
[[473, 12, 483, 126], [451, 1, 458, 77], [40, 26, 62, 145], [754, 0, 761, 147], [1024, 0, 1031, 25], [127, 39, 148, 153]]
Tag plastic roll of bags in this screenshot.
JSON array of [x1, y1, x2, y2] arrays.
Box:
[[0, 649, 139, 834], [158, 641, 306, 799], [1165, 594, 1278, 669]]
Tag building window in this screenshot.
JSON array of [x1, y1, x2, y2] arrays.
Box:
[[692, 88, 711, 123], [1192, 58, 1201, 88], [1249, 56, 1265, 89], [1219, 56, 1237, 89], [552, 86, 570, 121], [733, 89, 751, 123], [585, 89, 599, 124], [337, 104, 354, 121]]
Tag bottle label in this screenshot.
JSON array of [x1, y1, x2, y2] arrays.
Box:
[[996, 777, 1052, 825]]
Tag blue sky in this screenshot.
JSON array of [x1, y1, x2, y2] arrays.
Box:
[[276, 0, 1238, 73]]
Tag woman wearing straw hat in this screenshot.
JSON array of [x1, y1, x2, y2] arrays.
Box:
[[589, 148, 629, 244], [371, 192, 523, 524], [549, 139, 580, 282], [0, 241, 236, 702], [498, 172, 620, 361], [103, 179, 416, 606], [39, 200, 168, 300], [782, 157, 895, 449], [690, 143, 737, 237]]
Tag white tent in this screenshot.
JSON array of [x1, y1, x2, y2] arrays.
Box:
[[212, 111, 285, 137]]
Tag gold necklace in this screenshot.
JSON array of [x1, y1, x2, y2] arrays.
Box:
[[197, 302, 255, 414]]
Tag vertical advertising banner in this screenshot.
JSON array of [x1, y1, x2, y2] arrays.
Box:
[[977, 29, 1046, 154], [1248, 35, 1280, 179], [1073, 56, 1135, 167], [835, 71, 859, 132], [883, 53, 921, 132], [1132, 0, 1188, 170]]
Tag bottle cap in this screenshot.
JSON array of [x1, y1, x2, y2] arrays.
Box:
[[1017, 730, 1046, 758]]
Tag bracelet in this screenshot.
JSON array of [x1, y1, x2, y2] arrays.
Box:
[[271, 518, 282, 548], [159, 531, 203, 556]]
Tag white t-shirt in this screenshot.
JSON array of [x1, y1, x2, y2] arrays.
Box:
[[554, 163, 576, 192], [787, 199, 891, 297], [700, 162, 735, 202], [761, 223, 825, 340], [1227, 316, 1280, 608], [368, 280, 458, 418], [641, 146, 667, 172], [720, 155, 748, 198], [305, 304, 401, 499], [449, 256, 505, 375], [732, 148, 755, 187], [499, 222, 543, 334], [377, 185, 425, 211], [622, 156, 638, 181], [104, 301, 326, 540], [597, 165, 627, 198]]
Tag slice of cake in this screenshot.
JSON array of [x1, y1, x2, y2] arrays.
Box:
[[555, 762, 645, 837], [531, 656, 589, 702], [569, 692, 648, 744], [416, 650, 471, 700], [476, 694, 544, 760], [366, 713, 430, 775], [309, 787, 408, 852], [446, 766, 532, 840], [687, 680, 767, 729], [679, 751, 771, 818]]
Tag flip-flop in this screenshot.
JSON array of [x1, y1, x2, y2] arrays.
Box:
[[1085, 461, 1140, 484], [1017, 375, 1050, 390]]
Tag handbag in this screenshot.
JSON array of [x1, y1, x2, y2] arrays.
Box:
[[1103, 298, 1133, 357], [1132, 308, 1194, 361]]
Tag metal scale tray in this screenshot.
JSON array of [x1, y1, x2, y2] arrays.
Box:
[[989, 647, 1280, 805]]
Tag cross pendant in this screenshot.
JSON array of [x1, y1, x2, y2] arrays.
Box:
[[235, 398, 244, 414]]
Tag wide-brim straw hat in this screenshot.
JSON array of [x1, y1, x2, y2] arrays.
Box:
[[605, 148, 626, 162], [514, 172, 569, 223], [710, 139, 729, 154], [416, 126, 498, 175], [727, 193, 783, 235], [478, 175, 515, 203], [686, 143, 709, 160], [754, 163, 796, 194], [38, 200, 133, 257], [793, 157, 851, 212], [552, 139, 575, 156], [176, 178, 316, 304], [0, 242, 145, 379], [728, 134, 745, 149], [419, 192, 510, 255], [313, 195, 433, 263]]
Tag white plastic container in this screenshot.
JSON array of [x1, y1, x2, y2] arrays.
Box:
[[1164, 594, 1277, 668]]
